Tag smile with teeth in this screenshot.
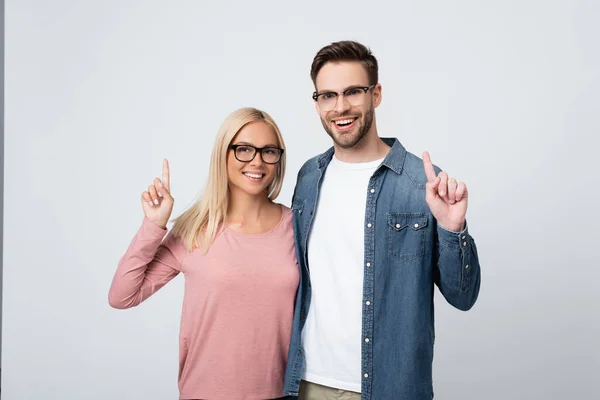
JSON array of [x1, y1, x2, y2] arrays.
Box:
[[334, 117, 358, 127], [243, 172, 265, 180]]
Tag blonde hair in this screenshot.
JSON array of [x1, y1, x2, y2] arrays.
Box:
[[170, 107, 286, 253]]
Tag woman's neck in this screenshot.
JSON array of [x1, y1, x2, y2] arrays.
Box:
[[226, 190, 277, 226]]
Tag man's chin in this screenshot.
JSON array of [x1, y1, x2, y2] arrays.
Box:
[[322, 119, 368, 149], [332, 132, 364, 149]]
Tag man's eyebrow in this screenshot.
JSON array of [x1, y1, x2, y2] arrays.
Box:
[[316, 85, 367, 94]]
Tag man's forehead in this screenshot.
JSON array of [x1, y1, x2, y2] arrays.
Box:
[[315, 61, 369, 90]]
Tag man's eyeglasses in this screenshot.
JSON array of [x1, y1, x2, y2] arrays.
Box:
[[312, 84, 376, 110], [229, 144, 284, 164]]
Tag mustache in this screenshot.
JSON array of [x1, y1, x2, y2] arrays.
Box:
[[328, 112, 359, 120]]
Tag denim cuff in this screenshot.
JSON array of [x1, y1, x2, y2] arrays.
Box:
[[437, 220, 470, 250]]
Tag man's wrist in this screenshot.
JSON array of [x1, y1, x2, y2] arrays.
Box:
[[438, 220, 465, 233]]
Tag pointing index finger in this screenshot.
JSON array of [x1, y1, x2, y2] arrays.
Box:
[[422, 151, 437, 182], [162, 159, 170, 191]]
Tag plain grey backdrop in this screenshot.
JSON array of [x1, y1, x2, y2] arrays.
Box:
[[1, 0, 4, 381], [3, 0, 599, 399]]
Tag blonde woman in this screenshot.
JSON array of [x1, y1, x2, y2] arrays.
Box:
[[109, 108, 299, 400]]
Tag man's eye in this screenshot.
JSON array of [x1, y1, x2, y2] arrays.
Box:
[[346, 88, 362, 96], [322, 93, 337, 100]]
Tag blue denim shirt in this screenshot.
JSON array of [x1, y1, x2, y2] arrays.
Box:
[[283, 138, 481, 399]]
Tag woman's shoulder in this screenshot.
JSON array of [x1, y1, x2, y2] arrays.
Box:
[[277, 203, 294, 221], [161, 230, 192, 263], [279, 204, 295, 230]]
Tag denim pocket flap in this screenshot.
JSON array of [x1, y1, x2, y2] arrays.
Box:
[[388, 213, 428, 231]]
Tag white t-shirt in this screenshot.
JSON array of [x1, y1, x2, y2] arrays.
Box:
[[302, 154, 384, 392]]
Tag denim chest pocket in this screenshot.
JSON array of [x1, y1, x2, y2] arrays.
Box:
[[387, 213, 428, 261]]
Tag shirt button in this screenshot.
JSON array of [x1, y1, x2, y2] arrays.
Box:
[[462, 235, 466, 239], [463, 241, 467, 247], [414, 223, 419, 228], [365, 338, 370, 343], [370, 188, 375, 193], [395, 223, 401, 229], [366, 301, 371, 306], [465, 264, 470, 269], [364, 373, 369, 378], [366, 262, 371, 267], [367, 223, 372, 228]]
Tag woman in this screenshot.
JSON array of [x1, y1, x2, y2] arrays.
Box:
[[109, 107, 299, 400]]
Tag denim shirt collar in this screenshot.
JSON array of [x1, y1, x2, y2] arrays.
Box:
[[316, 137, 407, 175]]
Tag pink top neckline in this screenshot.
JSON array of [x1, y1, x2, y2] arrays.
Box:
[[223, 204, 287, 239]]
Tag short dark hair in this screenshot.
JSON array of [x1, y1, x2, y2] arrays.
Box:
[[310, 40, 378, 87]]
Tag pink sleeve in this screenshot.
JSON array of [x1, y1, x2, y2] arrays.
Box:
[[108, 218, 187, 309]]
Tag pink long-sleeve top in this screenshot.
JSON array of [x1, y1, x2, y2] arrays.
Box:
[[109, 205, 299, 400]]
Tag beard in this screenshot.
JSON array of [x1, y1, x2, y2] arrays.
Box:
[[320, 106, 375, 149]]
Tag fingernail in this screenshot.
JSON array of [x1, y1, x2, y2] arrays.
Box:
[[154, 199, 159, 205], [158, 192, 163, 197], [148, 201, 154, 207]]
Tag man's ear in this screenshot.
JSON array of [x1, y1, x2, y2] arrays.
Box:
[[373, 83, 382, 108]]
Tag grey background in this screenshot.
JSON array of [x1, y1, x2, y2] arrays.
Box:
[[1, 0, 4, 380], [3, 0, 599, 399]]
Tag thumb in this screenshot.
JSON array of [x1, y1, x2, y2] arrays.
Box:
[[426, 176, 440, 196], [158, 183, 174, 202]]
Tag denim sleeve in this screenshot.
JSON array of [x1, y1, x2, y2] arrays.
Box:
[[433, 221, 481, 311]]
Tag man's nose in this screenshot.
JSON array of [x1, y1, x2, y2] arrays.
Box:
[[334, 94, 351, 114]]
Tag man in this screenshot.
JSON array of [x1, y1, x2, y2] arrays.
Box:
[[283, 41, 481, 400]]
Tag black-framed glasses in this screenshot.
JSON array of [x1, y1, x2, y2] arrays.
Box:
[[312, 84, 376, 110], [229, 144, 284, 164]]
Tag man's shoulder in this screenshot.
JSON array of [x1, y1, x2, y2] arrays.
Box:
[[388, 147, 442, 189], [296, 149, 331, 179]]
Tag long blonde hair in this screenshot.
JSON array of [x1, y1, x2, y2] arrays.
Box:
[[170, 107, 286, 253]]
